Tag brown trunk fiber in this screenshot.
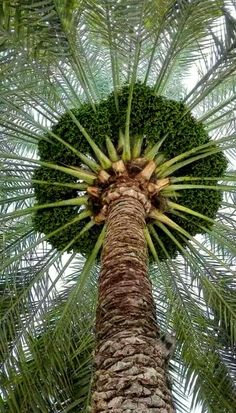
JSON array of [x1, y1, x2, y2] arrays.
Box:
[[91, 194, 175, 413]]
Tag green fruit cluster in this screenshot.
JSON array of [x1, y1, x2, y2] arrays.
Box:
[[33, 83, 227, 259]]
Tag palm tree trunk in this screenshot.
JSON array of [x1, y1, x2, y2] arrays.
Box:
[[91, 193, 175, 412]]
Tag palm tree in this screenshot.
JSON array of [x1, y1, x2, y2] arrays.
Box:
[[0, 0, 236, 412]]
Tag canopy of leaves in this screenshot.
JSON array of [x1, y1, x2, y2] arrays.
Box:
[[33, 83, 227, 258], [0, 1, 236, 413]]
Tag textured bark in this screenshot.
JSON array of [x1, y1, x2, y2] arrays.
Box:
[[91, 189, 175, 413]]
